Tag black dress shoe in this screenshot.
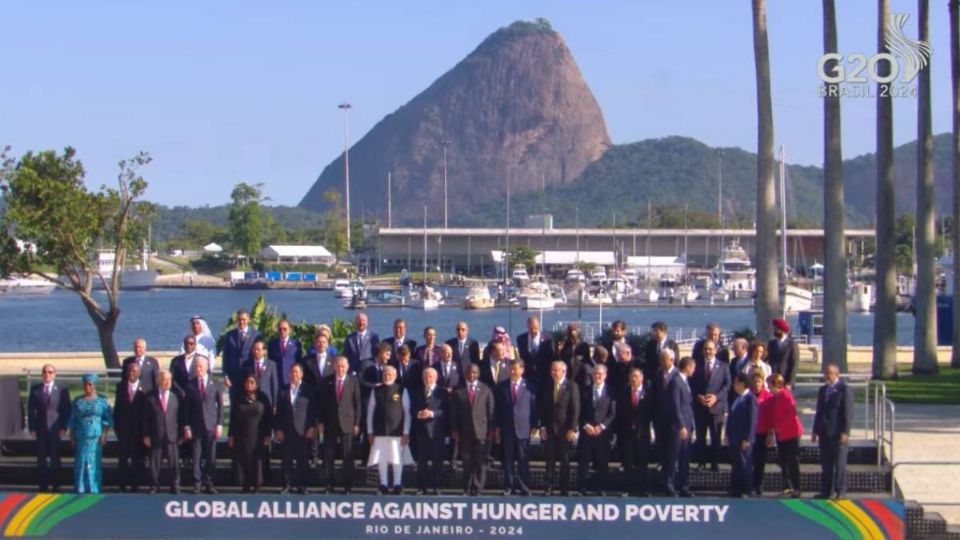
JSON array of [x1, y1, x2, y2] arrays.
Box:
[[205, 486, 217, 495], [298, 487, 309, 495], [193, 487, 202, 495], [664, 489, 678, 497], [598, 491, 608, 497], [430, 489, 440, 496], [544, 488, 554, 496], [171, 488, 181, 495], [379, 485, 388, 495], [678, 490, 693, 498], [392, 486, 402, 495], [710, 464, 719, 472], [253, 487, 262, 494], [343, 488, 352, 495], [131, 486, 139, 494], [814, 493, 830, 499], [148, 487, 158, 495]]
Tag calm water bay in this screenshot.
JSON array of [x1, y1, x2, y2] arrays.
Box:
[[0, 288, 914, 353]]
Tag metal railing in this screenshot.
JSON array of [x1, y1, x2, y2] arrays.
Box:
[[890, 462, 960, 504], [794, 372, 876, 442]]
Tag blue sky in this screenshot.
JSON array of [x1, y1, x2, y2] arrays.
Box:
[[0, 0, 952, 207]]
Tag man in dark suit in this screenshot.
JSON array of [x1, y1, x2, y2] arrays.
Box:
[[434, 344, 462, 393], [169, 336, 199, 399], [411, 367, 449, 494], [653, 348, 679, 471], [302, 332, 336, 388], [391, 345, 423, 392], [415, 326, 443, 366], [343, 313, 379, 374], [28, 364, 71, 492], [608, 344, 640, 397], [114, 362, 147, 492], [276, 363, 316, 494], [812, 364, 854, 499], [599, 320, 636, 362], [495, 359, 537, 496], [617, 368, 654, 496], [663, 356, 696, 497], [243, 340, 280, 410], [692, 339, 731, 471], [643, 321, 680, 381], [144, 370, 184, 494], [321, 356, 361, 494], [727, 374, 758, 497], [577, 364, 616, 496], [269, 320, 303, 388], [301, 332, 334, 466], [383, 318, 417, 364], [121, 338, 160, 394], [183, 356, 223, 494], [691, 323, 731, 364], [539, 360, 580, 496], [479, 340, 511, 389], [768, 319, 800, 386], [451, 364, 494, 495], [517, 316, 554, 389], [727, 338, 751, 408], [446, 321, 480, 375], [221, 309, 260, 401]]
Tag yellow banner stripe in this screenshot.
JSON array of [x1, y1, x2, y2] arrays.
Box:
[[4, 494, 57, 537], [831, 500, 884, 540]]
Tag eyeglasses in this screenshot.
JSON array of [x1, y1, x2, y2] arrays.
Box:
[[43, 369, 55, 374]]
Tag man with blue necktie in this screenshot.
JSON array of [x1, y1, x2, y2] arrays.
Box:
[[577, 364, 616, 496], [495, 360, 537, 496], [343, 313, 379, 374], [221, 309, 260, 402]]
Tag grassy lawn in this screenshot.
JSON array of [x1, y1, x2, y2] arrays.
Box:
[[885, 367, 960, 405]]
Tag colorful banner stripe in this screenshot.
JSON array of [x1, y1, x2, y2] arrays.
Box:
[[781, 499, 904, 540], [0, 494, 103, 538]]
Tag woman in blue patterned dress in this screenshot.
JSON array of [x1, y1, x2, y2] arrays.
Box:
[[67, 373, 113, 494]]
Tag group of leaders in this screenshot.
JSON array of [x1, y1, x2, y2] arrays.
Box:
[[27, 312, 853, 500]]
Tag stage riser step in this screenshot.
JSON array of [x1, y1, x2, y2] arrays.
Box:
[[0, 438, 882, 465], [0, 463, 891, 493]]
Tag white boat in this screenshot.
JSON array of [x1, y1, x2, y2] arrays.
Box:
[[333, 279, 352, 298], [519, 281, 557, 310], [635, 282, 660, 303], [657, 275, 677, 301], [675, 284, 699, 303], [464, 286, 495, 310], [620, 267, 639, 285], [713, 240, 756, 298], [589, 267, 607, 281], [406, 284, 443, 310], [709, 288, 730, 303], [782, 284, 814, 313], [511, 265, 530, 285], [847, 282, 872, 313], [93, 248, 158, 290], [565, 269, 586, 284], [583, 288, 614, 305], [0, 277, 57, 296]]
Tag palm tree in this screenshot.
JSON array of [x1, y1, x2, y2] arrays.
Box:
[[752, 0, 780, 338], [914, 0, 938, 374], [822, 0, 847, 371], [950, 0, 960, 369], [873, 0, 898, 379]]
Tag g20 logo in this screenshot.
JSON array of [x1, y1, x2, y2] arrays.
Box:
[[817, 13, 931, 85]]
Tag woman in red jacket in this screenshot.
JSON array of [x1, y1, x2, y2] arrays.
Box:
[[750, 371, 773, 496], [768, 373, 803, 498]]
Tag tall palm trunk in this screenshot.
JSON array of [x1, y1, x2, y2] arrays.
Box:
[[914, 0, 938, 374], [950, 0, 960, 368], [873, 0, 898, 379], [752, 0, 780, 338], [822, 0, 847, 371]]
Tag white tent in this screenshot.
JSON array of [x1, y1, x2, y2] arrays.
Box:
[[260, 245, 335, 265], [203, 242, 223, 253]]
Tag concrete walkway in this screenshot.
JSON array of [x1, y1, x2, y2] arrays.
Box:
[[891, 404, 960, 525]]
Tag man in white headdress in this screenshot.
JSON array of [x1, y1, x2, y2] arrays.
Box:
[[182, 316, 217, 373]]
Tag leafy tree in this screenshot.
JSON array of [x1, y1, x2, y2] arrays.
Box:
[[228, 182, 268, 264], [505, 245, 539, 272], [217, 294, 356, 355], [0, 147, 152, 369]]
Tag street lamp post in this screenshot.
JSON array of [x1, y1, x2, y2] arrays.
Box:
[[338, 102, 352, 254]]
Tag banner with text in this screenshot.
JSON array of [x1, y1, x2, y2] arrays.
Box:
[[0, 493, 904, 540]]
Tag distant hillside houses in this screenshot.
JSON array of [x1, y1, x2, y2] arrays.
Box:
[[260, 245, 335, 265]]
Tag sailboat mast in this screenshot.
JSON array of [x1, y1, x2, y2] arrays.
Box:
[[780, 145, 788, 281], [718, 153, 724, 261], [423, 206, 428, 283]]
